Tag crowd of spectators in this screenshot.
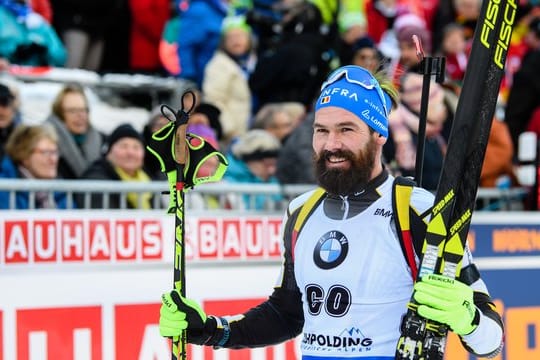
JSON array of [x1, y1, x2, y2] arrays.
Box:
[[0, 0, 539, 210]]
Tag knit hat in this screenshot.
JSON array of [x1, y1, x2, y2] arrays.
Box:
[[187, 123, 219, 150], [222, 15, 251, 34], [193, 102, 223, 140], [352, 36, 376, 52], [315, 65, 391, 138], [231, 129, 281, 162], [106, 124, 144, 153], [394, 14, 431, 53]]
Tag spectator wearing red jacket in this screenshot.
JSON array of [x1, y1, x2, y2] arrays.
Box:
[[128, 0, 170, 74]]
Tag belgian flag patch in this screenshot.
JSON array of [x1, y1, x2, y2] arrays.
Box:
[[321, 96, 331, 104]]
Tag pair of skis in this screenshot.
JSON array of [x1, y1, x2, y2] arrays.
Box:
[[395, 0, 517, 359]]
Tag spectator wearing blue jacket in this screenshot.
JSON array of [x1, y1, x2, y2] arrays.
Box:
[[0, 124, 70, 209], [0, 0, 66, 66], [224, 129, 282, 210], [176, 0, 228, 86]]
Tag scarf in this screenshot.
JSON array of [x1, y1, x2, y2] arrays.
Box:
[[45, 114, 103, 178], [114, 166, 152, 209]]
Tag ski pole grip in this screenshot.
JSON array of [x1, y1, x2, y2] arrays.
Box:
[[175, 123, 188, 165]]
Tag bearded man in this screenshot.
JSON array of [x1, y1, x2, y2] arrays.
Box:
[[158, 65, 504, 360]]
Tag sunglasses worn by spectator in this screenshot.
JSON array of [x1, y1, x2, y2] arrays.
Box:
[[320, 66, 389, 118]]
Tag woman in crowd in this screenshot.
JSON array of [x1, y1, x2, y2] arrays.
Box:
[[203, 16, 256, 144], [44, 83, 105, 179], [384, 71, 457, 191], [224, 129, 282, 210], [0, 124, 70, 209]]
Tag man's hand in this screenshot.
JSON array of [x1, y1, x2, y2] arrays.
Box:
[[160, 289, 216, 345], [414, 274, 479, 336]]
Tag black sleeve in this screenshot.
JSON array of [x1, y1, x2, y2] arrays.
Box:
[[224, 210, 305, 348], [225, 287, 304, 348]]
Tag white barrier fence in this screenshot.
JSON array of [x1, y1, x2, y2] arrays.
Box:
[[0, 180, 529, 211]]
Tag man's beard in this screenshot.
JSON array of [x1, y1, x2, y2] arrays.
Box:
[[314, 138, 377, 196]]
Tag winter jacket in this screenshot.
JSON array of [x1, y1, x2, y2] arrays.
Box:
[[249, 33, 329, 109], [0, 119, 20, 161], [0, 4, 66, 66], [128, 0, 170, 72], [77, 157, 154, 209], [276, 113, 315, 184], [203, 50, 252, 141], [480, 118, 516, 188], [223, 154, 282, 210], [76, 158, 127, 209], [176, 0, 227, 86]]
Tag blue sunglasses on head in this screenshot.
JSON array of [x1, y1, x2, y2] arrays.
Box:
[[320, 66, 390, 118]]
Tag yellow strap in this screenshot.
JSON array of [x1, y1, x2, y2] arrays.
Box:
[[293, 188, 326, 233], [393, 178, 419, 280], [394, 183, 413, 231]]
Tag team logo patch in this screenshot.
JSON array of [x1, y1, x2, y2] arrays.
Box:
[[320, 96, 331, 104], [313, 230, 348, 269]]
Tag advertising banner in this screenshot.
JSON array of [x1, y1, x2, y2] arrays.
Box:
[[1, 211, 539, 360]]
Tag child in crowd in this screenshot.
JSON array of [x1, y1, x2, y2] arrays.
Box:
[[441, 23, 468, 84]]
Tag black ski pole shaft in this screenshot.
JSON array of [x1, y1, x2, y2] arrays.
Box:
[[167, 91, 195, 360], [412, 35, 445, 187], [172, 118, 188, 360]]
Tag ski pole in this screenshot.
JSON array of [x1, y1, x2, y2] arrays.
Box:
[[162, 91, 195, 360], [412, 35, 445, 187], [147, 90, 229, 358]]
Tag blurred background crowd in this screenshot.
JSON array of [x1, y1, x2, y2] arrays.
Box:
[[0, 0, 539, 210]]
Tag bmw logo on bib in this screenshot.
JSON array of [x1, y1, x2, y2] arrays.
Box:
[[313, 230, 349, 269]]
